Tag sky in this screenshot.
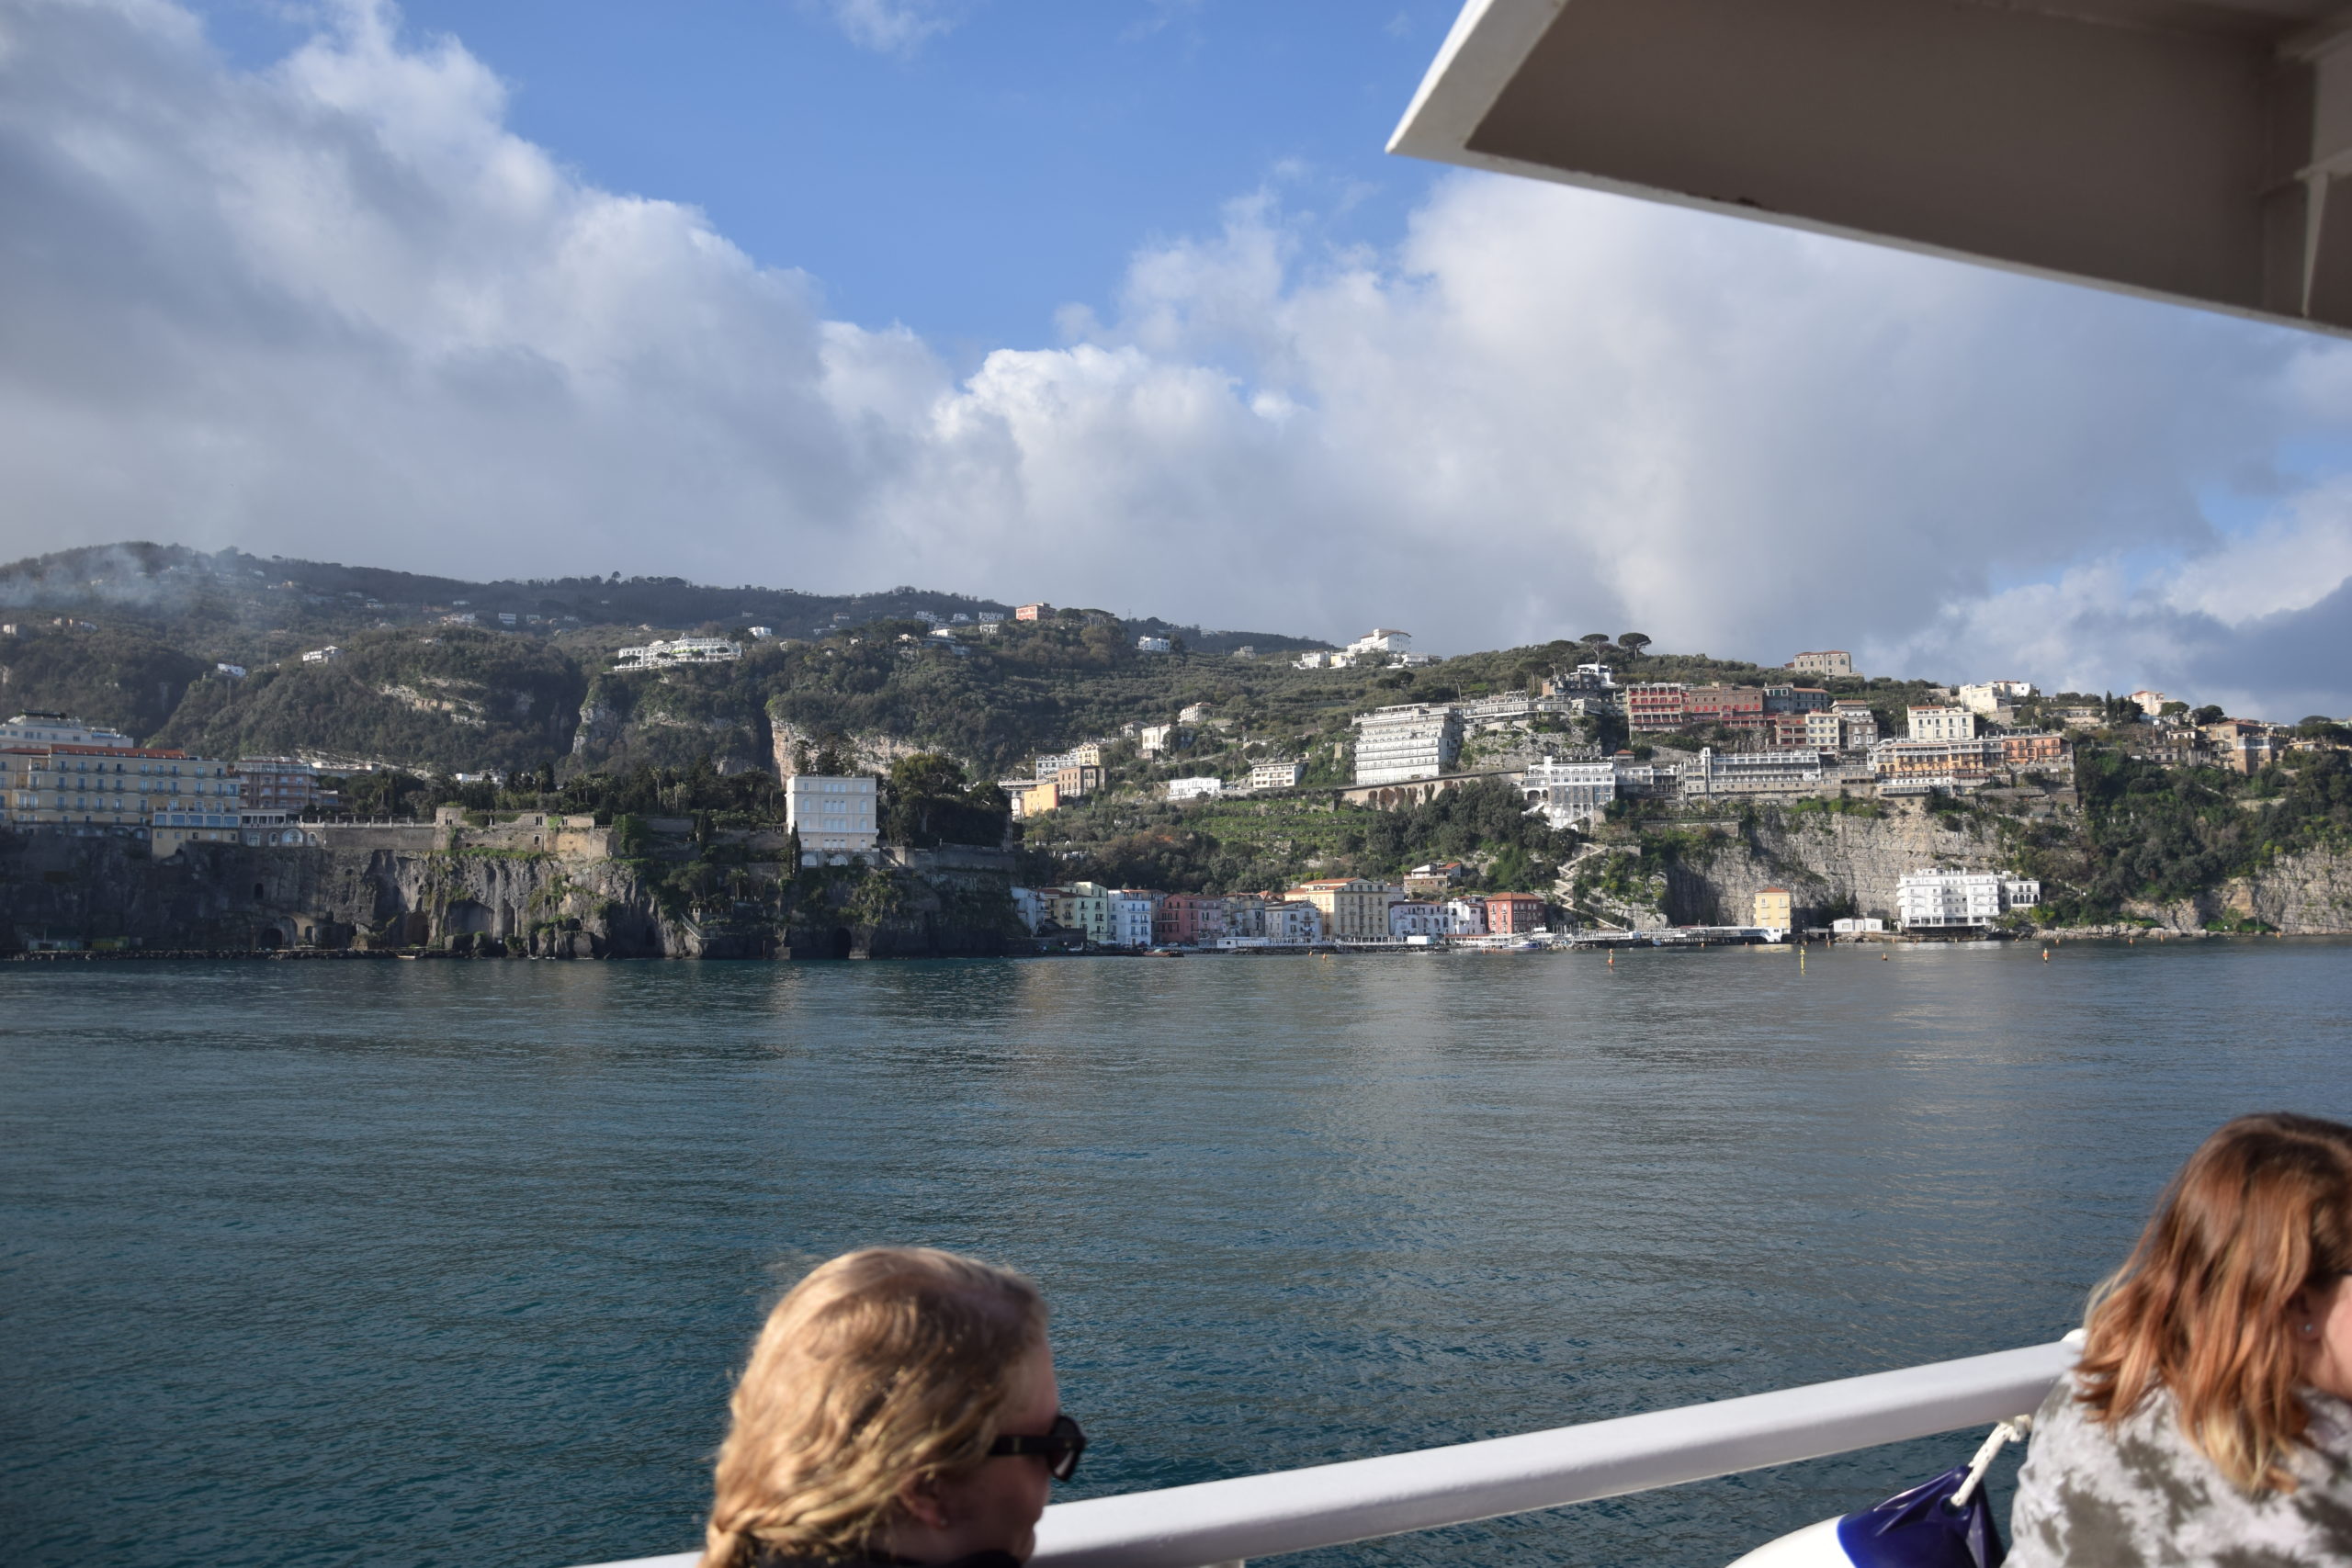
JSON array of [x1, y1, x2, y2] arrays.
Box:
[[3, 0, 2351, 716]]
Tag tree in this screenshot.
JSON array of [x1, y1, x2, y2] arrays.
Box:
[[1617, 633, 1652, 658], [2191, 705, 2224, 726], [883, 752, 1011, 848]]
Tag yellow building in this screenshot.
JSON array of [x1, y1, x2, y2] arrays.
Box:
[[1286, 878, 1394, 942], [1752, 887, 1793, 934], [1, 743, 243, 852]]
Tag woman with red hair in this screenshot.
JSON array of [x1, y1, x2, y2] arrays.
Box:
[[2010, 1112, 2352, 1564]]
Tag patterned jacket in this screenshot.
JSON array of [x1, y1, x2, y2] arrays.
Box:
[[2009, 1374, 2352, 1566]]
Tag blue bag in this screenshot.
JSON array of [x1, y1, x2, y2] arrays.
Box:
[[1835, 1464, 2005, 1568]]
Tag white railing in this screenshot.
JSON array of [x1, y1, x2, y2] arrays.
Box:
[[579, 1337, 2076, 1568]]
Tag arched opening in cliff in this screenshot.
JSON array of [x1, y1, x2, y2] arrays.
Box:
[[445, 899, 493, 934], [829, 926, 854, 960], [252, 883, 265, 902], [255, 929, 281, 950]]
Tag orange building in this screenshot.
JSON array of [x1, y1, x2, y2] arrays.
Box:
[[1483, 893, 1547, 934]]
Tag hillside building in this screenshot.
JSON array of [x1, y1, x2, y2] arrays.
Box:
[[615, 637, 743, 671], [1249, 759, 1306, 791], [1906, 706, 1978, 743], [786, 774, 878, 862], [1351, 704, 1463, 785], [1789, 651, 1855, 677], [1, 713, 133, 749], [1167, 776, 1224, 802]]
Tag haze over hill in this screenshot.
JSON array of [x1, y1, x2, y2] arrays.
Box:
[[0, 541, 1896, 782]]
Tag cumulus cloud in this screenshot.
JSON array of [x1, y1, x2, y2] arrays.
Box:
[[821, 0, 963, 55], [2, 0, 2350, 714]]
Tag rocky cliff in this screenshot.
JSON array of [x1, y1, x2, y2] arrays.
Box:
[[0, 818, 1023, 958]]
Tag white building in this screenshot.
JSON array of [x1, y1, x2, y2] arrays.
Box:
[[1906, 705, 1978, 742], [748, 626, 775, 639], [1167, 776, 1224, 802], [1832, 917, 1886, 935], [1266, 900, 1324, 944], [1010, 887, 1045, 935], [786, 774, 879, 862], [0, 713, 134, 749], [1138, 724, 1178, 756], [1346, 628, 1414, 659], [300, 646, 342, 664], [1250, 759, 1306, 791], [1352, 703, 1464, 785], [1388, 900, 1448, 939], [1295, 649, 1333, 670], [1521, 756, 1619, 829], [615, 637, 745, 671], [1805, 703, 1881, 752], [1957, 681, 2035, 716], [1681, 747, 1829, 798], [2129, 689, 2172, 716], [215, 662, 247, 679], [1894, 871, 2043, 930], [1136, 636, 1172, 654], [1109, 890, 1163, 948], [1442, 897, 1488, 936]]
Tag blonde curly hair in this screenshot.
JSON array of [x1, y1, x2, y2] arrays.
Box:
[[700, 1247, 1048, 1567]]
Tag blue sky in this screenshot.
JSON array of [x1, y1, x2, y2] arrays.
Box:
[[4, 0, 2351, 715], [191, 0, 1461, 359]]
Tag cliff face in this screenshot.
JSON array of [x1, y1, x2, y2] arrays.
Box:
[[0, 822, 1023, 958], [1572, 799, 2352, 934]]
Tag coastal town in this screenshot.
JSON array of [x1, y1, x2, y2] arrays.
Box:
[[7, 600, 2338, 953]]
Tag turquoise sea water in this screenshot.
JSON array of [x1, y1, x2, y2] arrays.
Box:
[[2, 941, 2346, 1568]]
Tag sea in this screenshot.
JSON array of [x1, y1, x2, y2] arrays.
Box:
[[3, 939, 2346, 1568]]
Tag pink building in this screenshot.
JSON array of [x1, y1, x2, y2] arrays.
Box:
[[1154, 894, 1227, 947], [1484, 893, 1547, 934]]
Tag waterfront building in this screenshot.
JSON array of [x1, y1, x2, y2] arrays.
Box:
[[1110, 890, 1163, 949], [1895, 871, 2042, 930], [1789, 651, 1856, 677], [1167, 776, 1224, 802], [1155, 894, 1227, 947], [1265, 899, 1323, 944], [1249, 759, 1305, 791], [1, 712, 134, 749], [1753, 887, 1793, 934], [1351, 704, 1463, 785], [1442, 897, 1487, 935], [614, 637, 744, 671], [1521, 756, 1618, 829], [1906, 706, 1978, 743], [237, 757, 322, 814], [1010, 886, 1045, 935], [1833, 917, 1887, 935], [1050, 883, 1113, 945], [2, 742, 243, 850], [1286, 877, 1394, 941], [1388, 900, 1448, 939], [786, 774, 878, 861], [1484, 893, 1547, 934]]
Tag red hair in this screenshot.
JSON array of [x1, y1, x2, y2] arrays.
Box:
[[2075, 1112, 2352, 1493]]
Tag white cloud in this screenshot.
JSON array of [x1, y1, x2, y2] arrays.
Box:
[[822, 0, 962, 55], [3, 0, 2351, 715]]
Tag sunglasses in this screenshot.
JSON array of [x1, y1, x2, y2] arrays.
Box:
[[989, 1412, 1087, 1481]]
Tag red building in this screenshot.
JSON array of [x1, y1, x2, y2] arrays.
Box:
[[1681, 684, 1767, 732], [1483, 893, 1548, 934], [1625, 682, 1686, 733], [1153, 894, 1227, 947]]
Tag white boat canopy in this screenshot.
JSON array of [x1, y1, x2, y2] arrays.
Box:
[[1391, 0, 2352, 336]]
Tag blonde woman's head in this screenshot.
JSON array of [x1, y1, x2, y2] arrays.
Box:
[[2076, 1112, 2352, 1493], [702, 1247, 1056, 1567]]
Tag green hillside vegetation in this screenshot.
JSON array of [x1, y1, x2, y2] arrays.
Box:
[[0, 623, 209, 738], [1013, 778, 1577, 895], [151, 626, 587, 773], [2017, 748, 2352, 923]]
